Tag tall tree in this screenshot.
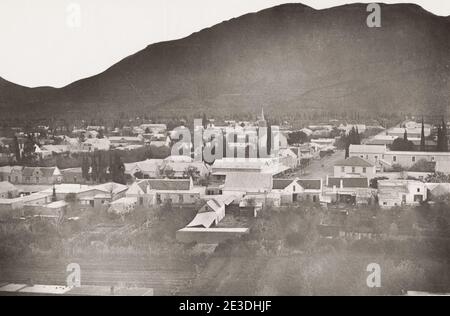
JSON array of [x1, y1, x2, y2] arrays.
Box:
[[91, 152, 98, 182], [81, 155, 90, 181], [266, 121, 272, 156], [111, 152, 126, 184], [420, 118, 426, 152], [12, 135, 21, 163], [436, 125, 442, 151], [97, 129, 104, 139], [345, 127, 361, 158], [22, 134, 37, 165], [202, 113, 208, 129], [442, 120, 448, 152]]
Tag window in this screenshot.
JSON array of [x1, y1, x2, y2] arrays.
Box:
[[139, 197, 144, 205], [383, 202, 387, 206], [374, 155, 378, 160], [179, 194, 184, 203], [363, 167, 367, 173], [352, 167, 356, 173], [414, 195, 423, 202], [366, 155, 369, 160], [412, 156, 416, 162], [393, 156, 397, 162], [417, 188, 420, 193], [293, 186, 296, 192], [341, 166, 345, 172], [431, 157, 435, 162]]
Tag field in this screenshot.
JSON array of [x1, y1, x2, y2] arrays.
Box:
[[1, 203, 450, 296]]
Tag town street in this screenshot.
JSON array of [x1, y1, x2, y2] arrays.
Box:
[[296, 150, 345, 180]]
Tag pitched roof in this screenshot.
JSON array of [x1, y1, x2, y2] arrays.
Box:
[[22, 167, 58, 177], [142, 179, 192, 191], [430, 183, 450, 196], [334, 157, 374, 167], [124, 159, 164, 174], [327, 177, 368, 188], [273, 179, 295, 190], [186, 211, 217, 228], [94, 182, 128, 195], [0, 181, 18, 193], [297, 179, 322, 190], [349, 144, 386, 154], [163, 161, 210, 174], [127, 182, 146, 195], [224, 173, 272, 192]]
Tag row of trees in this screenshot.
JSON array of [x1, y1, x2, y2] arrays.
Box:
[[391, 130, 414, 151], [81, 150, 126, 184], [343, 127, 362, 158], [436, 120, 448, 152], [11, 134, 38, 165]]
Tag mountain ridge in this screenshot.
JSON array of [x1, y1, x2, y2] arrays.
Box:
[[1, 3, 449, 119]]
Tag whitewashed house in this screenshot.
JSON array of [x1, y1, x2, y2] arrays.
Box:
[[272, 178, 323, 204], [126, 178, 203, 206], [378, 180, 427, 208], [333, 157, 376, 179]]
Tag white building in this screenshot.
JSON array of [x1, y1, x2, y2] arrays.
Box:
[[272, 178, 323, 204], [378, 180, 427, 208], [349, 145, 387, 164], [126, 178, 203, 206], [334, 157, 376, 179], [350, 144, 450, 169]]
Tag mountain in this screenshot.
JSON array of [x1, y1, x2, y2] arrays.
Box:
[[1, 3, 449, 119]]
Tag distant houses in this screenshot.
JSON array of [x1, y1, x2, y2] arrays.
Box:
[[124, 159, 165, 179], [0, 166, 62, 185]]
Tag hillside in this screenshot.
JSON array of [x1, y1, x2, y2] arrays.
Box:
[[0, 3, 449, 119]]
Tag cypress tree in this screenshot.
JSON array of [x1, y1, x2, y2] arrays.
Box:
[[12, 135, 21, 163], [442, 120, 448, 152], [420, 118, 425, 151], [437, 125, 442, 152]]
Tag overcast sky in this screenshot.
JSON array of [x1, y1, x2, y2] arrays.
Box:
[[1, 0, 449, 88]]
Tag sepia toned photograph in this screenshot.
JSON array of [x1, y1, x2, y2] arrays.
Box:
[[0, 0, 449, 300]]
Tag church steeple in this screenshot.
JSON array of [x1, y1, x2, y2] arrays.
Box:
[[258, 107, 267, 128]]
